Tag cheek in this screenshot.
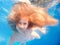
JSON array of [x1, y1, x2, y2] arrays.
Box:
[[16, 24, 22, 29]]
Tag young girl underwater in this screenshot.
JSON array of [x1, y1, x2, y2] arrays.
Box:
[[8, 0, 58, 45]]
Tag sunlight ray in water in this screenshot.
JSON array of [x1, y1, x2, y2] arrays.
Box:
[[2, 7, 9, 13]]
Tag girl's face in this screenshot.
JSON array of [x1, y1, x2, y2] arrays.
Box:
[[16, 17, 28, 30]]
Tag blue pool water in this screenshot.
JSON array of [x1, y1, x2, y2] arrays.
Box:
[[0, 0, 60, 45]]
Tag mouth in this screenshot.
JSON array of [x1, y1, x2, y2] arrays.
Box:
[[16, 26, 27, 32]]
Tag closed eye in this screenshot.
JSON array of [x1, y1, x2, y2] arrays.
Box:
[[24, 23, 27, 25], [19, 22, 27, 25]]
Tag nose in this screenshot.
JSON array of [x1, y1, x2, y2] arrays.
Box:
[[21, 24, 24, 28], [21, 24, 27, 29]]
